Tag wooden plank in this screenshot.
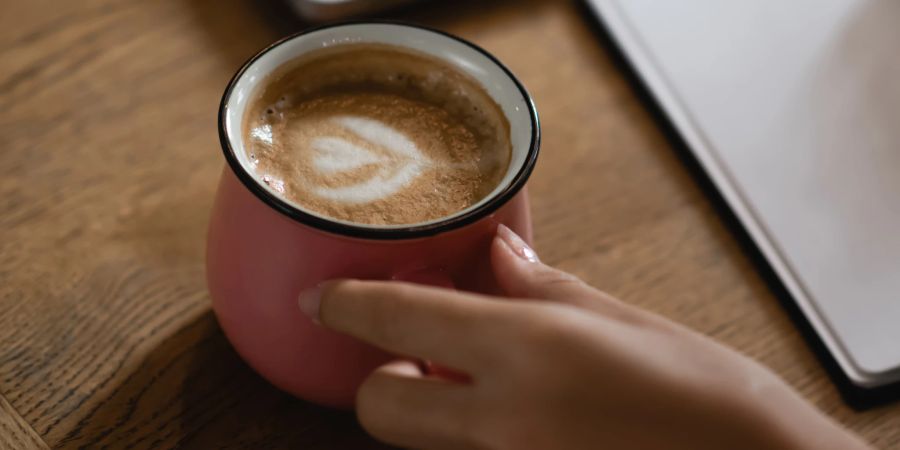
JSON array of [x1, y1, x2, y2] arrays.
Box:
[[49, 314, 389, 449], [0, 0, 898, 447], [0, 395, 48, 450]]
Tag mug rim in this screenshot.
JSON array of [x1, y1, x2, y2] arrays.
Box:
[[217, 21, 541, 240]]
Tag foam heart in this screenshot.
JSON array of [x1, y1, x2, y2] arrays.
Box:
[[311, 136, 386, 174], [309, 116, 433, 204]]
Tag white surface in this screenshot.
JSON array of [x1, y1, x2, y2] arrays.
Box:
[[225, 23, 534, 229], [588, 0, 900, 386]]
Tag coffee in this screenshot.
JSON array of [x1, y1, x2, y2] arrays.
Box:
[[243, 44, 512, 225]]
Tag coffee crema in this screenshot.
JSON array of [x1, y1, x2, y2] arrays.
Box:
[[243, 44, 512, 226]]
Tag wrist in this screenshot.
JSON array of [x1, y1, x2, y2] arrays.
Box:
[[726, 378, 870, 450]]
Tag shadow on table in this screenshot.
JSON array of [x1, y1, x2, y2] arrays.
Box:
[[55, 313, 392, 449], [175, 314, 393, 449]]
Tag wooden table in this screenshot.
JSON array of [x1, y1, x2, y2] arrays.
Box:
[[2, 0, 899, 448]]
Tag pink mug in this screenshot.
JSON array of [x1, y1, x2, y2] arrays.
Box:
[[207, 22, 540, 408]]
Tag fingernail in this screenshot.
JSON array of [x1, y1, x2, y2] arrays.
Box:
[[298, 285, 323, 323], [497, 224, 539, 263]]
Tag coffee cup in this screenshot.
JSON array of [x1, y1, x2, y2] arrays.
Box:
[[208, 22, 540, 408]]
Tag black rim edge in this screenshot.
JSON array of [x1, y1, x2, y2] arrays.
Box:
[[217, 20, 541, 240]]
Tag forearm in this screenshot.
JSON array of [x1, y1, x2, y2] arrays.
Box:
[[730, 382, 871, 450]]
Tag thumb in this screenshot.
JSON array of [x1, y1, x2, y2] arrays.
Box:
[[491, 225, 630, 316], [491, 225, 595, 302]]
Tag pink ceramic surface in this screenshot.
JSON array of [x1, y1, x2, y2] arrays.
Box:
[[207, 22, 540, 408]]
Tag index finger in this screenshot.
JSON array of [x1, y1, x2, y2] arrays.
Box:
[[306, 279, 510, 372]]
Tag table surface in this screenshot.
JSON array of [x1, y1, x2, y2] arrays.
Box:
[[2, 0, 899, 448]]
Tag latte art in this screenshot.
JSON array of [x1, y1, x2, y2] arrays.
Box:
[[244, 44, 511, 225], [309, 116, 431, 204]]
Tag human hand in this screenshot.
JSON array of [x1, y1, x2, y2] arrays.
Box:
[[298, 225, 870, 450]]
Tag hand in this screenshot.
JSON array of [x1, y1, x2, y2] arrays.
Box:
[[298, 225, 870, 450]]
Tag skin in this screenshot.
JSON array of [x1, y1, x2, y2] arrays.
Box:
[[298, 225, 872, 450]]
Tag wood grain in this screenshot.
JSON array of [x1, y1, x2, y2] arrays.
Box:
[[1, 395, 48, 450], [1, 0, 898, 448]]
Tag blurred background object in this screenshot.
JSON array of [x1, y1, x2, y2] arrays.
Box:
[[588, 0, 900, 405], [289, 0, 426, 22]]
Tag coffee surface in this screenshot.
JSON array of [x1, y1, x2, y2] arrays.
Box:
[[243, 44, 511, 225]]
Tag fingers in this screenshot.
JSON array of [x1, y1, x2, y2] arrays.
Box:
[[356, 360, 480, 450], [300, 279, 507, 371], [492, 225, 632, 317], [492, 224, 596, 302]]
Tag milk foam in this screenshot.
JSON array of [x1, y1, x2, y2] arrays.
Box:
[[243, 43, 512, 225], [334, 116, 425, 159], [310, 116, 431, 204], [311, 136, 387, 174]]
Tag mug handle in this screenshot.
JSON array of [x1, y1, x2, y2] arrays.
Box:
[[391, 268, 472, 383]]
